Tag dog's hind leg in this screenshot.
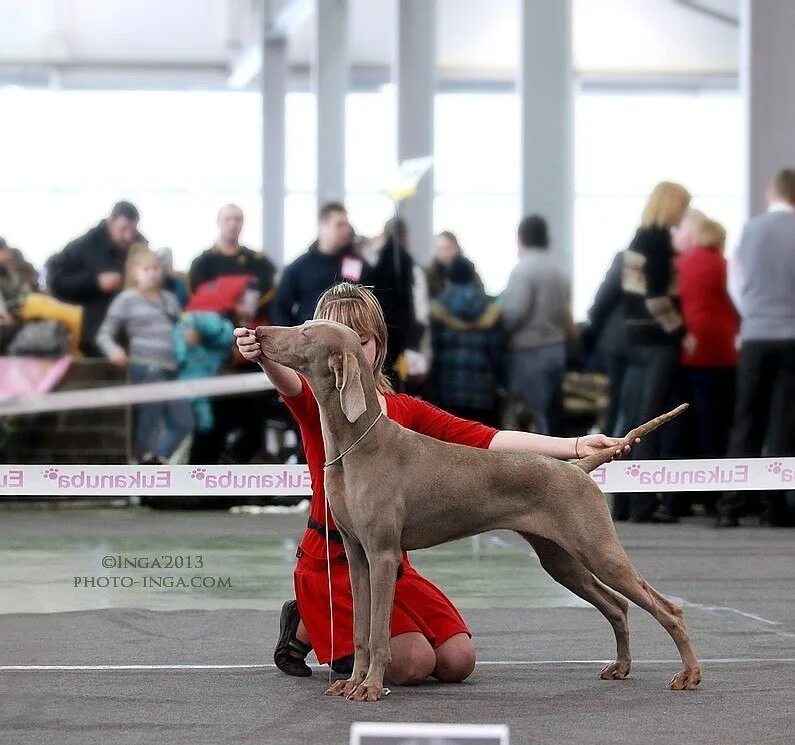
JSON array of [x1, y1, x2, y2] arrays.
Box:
[[521, 533, 631, 680], [560, 520, 701, 690]]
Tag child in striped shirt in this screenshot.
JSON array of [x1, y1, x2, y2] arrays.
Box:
[[96, 248, 193, 463]]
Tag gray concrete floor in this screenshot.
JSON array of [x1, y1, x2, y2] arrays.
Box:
[[0, 507, 793, 745]]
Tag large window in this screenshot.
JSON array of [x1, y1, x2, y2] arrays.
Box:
[[0, 88, 263, 274], [573, 89, 742, 318], [434, 92, 520, 296], [0, 86, 742, 320]]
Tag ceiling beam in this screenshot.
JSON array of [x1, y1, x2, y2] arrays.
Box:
[[228, 0, 314, 89], [672, 0, 739, 27], [268, 0, 315, 40]]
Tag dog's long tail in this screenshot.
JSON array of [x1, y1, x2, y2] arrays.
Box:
[[575, 403, 689, 474]]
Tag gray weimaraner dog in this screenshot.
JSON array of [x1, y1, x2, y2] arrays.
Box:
[[255, 320, 701, 701]]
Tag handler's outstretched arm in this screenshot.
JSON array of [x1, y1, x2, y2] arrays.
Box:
[[489, 430, 636, 460], [233, 326, 302, 397]]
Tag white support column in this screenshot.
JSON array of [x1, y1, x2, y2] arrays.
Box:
[[740, 0, 795, 219], [518, 0, 573, 274], [262, 37, 287, 267], [396, 0, 436, 266], [313, 0, 348, 206]]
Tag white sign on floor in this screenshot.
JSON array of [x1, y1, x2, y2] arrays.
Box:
[[350, 722, 509, 745]]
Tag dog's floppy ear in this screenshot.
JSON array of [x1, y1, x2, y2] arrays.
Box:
[[329, 350, 367, 423]]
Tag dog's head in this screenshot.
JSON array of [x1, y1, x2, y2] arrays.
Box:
[[255, 321, 370, 423]]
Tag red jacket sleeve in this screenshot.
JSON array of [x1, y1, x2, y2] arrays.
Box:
[[279, 373, 319, 428], [404, 396, 499, 449]]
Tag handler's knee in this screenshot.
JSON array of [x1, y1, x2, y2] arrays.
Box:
[[433, 634, 476, 683], [386, 635, 436, 685]]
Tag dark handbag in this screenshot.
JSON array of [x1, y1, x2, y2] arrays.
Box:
[[6, 319, 70, 356]]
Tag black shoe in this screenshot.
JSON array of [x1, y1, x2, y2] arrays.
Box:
[[715, 514, 740, 528], [330, 654, 354, 676], [274, 600, 312, 677], [649, 510, 680, 524]]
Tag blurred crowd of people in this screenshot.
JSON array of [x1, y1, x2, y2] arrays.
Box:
[[1, 168, 793, 527]]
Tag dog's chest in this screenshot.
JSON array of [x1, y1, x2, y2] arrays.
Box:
[[323, 468, 354, 532]]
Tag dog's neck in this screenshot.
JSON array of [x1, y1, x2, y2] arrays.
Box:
[[309, 361, 384, 468]]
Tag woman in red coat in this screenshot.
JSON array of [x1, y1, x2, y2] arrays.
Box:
[[235, 282, 635, 687], [677, 218, 739, 458]]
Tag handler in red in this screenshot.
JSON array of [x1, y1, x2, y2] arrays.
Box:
[[235, 282, 634, 686]]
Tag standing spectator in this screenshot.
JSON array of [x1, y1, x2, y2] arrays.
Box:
[[189, 204, 276, 303], [617, 181, 691, 523], [428, 255, 505, 427], [156, 247, 189, 308], [501, 215, 571, 435], [673, 208, 706, 255], [47, 201, 144, 356], [427, 231, 483, 299], [272, 202, 372, 326], [582, 251, 630, 437], [364, 217, 420, 376], [187, 205, 278, 462], [96, 249, 193, 464], [677, 218, 738, 462], [718, 169, 795, 527], [181, 274, 260, 462]]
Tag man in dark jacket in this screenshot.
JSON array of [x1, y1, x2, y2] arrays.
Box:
[[271, 202, 372, 326], [189, 204, 276, 304], [47, 201, 144, 356]]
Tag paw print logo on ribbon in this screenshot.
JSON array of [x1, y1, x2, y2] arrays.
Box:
[[43, 468, 60, 480], [190, 468, 207, 481], [625, 464, 642, 478], [766, 461, 783, 475]]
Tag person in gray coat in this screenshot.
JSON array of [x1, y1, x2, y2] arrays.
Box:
[[718, 168, 795, 527], [501, 215, 571, 435]]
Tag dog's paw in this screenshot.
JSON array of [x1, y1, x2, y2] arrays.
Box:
[[325, 680, 348, 697], [668, 667, 701, 690], [346, 680, 388, 702], [599, 660, 631, 680]]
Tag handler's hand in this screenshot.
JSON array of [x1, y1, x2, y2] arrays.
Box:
[[234, 326, 264, 364], [577, 433, 640, 459]]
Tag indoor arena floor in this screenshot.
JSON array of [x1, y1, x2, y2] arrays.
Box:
[[0, 506, 793, 745]]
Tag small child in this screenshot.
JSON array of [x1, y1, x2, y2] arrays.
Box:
[[173, 276, 248, 433], [96, 249, 193, 464]]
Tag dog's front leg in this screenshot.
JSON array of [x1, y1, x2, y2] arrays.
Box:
[[346, 545, 401, 702], [326, 533, 370, 698]]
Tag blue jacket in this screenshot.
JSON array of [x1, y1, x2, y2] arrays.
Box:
[[428, 283, 506, 411], [174, 311, 234, 431]]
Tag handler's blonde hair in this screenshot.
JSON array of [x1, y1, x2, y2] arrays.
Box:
[[641, 181, 692, 229], [313, 282, 394, 394], [693, 218, 727, 254]]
